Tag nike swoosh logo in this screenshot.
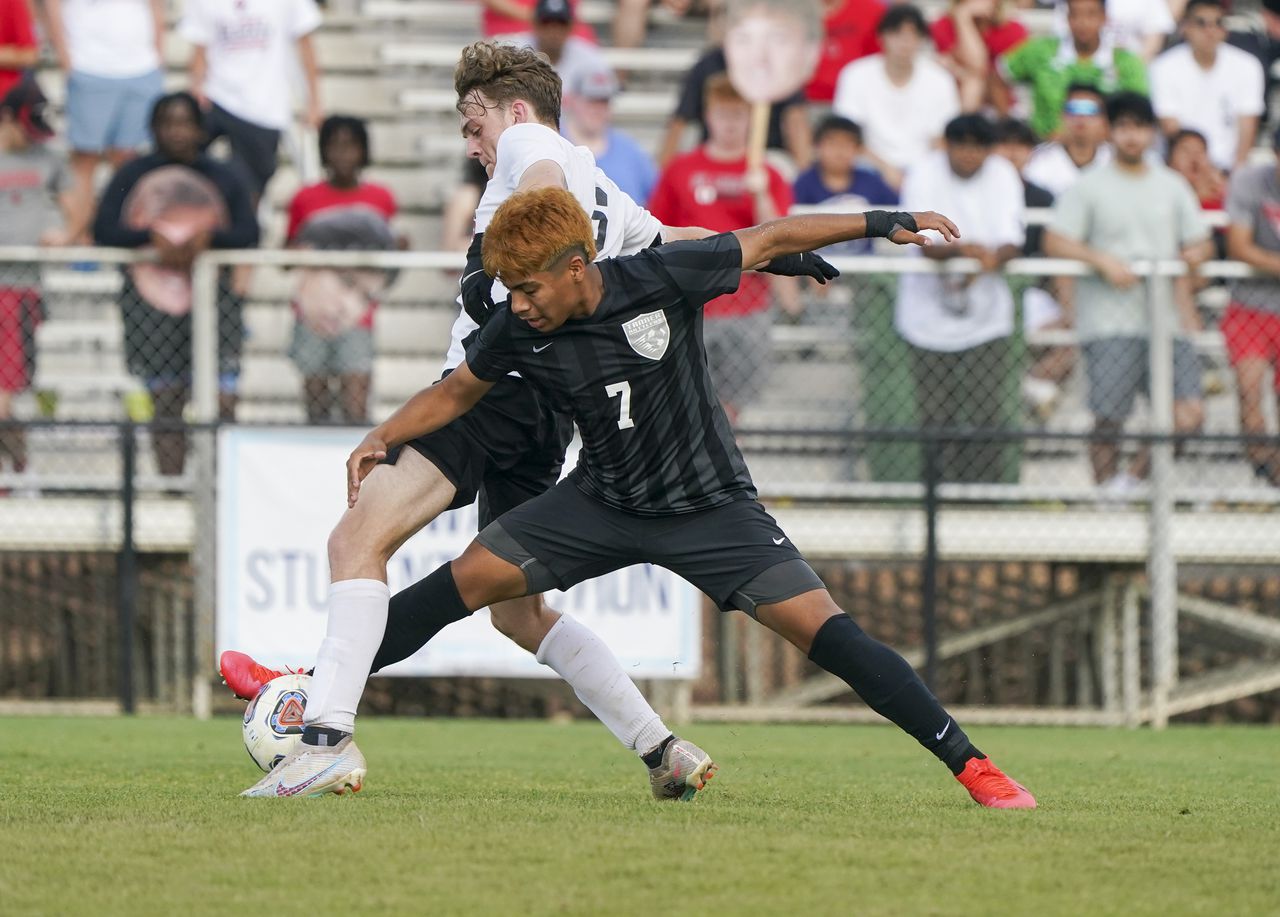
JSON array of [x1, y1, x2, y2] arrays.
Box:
[[936, 720, 951, 741], [772, 536, 786, 545], [460, 270, 486, 286], [532, 343, 553, 353], [275, 760, 342, 797]]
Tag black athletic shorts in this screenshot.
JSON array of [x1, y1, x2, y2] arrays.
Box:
[[477, 479, 826, 615], [203, 103, 281, 197], [384, 373, 574, 529]]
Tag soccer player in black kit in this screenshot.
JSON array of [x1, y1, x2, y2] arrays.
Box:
[[329, 187, 1034, 808]]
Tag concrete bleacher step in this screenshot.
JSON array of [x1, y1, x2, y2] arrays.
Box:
[[242, 303, 459, 354], [245, 267, 459, 305]]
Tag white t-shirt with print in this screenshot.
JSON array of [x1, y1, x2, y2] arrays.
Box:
[[179, 0, 322, 130], [895, 151, 1025, 352], [1149, 43, 1266, 170], [63, 0, 159, 78], [443, 123, 663, 371], [832, 55, 960, 170]]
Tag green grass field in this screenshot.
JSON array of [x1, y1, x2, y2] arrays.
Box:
[[2, 717, 1277, 916]]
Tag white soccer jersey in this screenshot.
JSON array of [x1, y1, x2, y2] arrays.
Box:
[[442, 123, 663, 371]]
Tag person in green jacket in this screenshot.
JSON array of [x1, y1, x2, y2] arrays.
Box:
[[999, 0, 1148, 139]]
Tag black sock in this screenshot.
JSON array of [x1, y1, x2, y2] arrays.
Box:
[[368, 562, 473, 674], [640, 734, 676, 769], [301, 725, 349, 747], [807, 614, 983, 776]]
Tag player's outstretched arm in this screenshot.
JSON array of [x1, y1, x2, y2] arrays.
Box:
[[346, 364, 494, 507], [733, 210, 961, 270]]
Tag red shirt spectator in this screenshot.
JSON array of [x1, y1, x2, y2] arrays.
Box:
[[287, 181, 397, 329], [0, 0, 39, 100], [481, 0, 597, 43], [648, 147, 792, 318], [807, 0, 885, 103], [930, 13, 1028, 66]]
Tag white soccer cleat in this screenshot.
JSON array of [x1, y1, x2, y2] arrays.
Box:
[[239, 735, 367, 798]]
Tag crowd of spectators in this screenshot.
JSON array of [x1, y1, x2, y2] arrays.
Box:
[[3, 0, 1280, 490]]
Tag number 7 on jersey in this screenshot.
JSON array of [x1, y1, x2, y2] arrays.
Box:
[[605, 381, 635, 430]]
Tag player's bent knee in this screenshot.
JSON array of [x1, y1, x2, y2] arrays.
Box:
[[487, 595, 544, 640]]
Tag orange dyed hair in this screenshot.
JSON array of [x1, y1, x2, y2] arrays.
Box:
[[482, 186, 597, 280]]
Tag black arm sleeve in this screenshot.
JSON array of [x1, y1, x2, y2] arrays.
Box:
[[460, 231, 498, 326], [91, 164, 150, 248]]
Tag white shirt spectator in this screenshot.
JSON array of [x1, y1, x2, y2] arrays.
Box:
[[1025, 142, 1113, 198], [895, 151, 1025, 352], [179, 0, 322, 131], [832, 54, 960, 171], [1149, 43, 1266, 171], [1053, 0, 1175, 56], [508, 33, 611, 104], [61, 0, 159, 78]]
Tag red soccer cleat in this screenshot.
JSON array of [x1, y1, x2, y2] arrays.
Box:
[[956, 757, 1037, 809], [219, 650, 302, 701]]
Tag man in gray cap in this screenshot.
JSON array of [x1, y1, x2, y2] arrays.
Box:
[[562, 62, 657, 204]]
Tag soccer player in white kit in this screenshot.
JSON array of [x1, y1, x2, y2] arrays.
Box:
[[235, 41, 833, 799]]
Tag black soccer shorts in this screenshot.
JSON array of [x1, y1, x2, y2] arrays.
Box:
[[384, 374, 575, 529], [476, 478, 826, 615]]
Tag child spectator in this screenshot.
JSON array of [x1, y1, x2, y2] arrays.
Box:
[[792, 115, 898, 255], [931, 0, 1028, 113], [0, 76, 69, 490], [1000, 0, 1148, 139], [285, 116, 399, 425], [648, 72, 797, 422], [833, 5, 960, 189], [93, 92, 259, 477], [43, 0, 165, 242]]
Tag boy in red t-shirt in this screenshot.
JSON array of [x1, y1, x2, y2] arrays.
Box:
[[286, 116, 399, 424], [648, 72, 796, 422], [931, 0, 1027, 113]]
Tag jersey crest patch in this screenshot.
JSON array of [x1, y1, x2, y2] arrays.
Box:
[[622, 310, 670, 361]]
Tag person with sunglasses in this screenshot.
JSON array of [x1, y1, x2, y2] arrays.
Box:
[[1150, 0, 1265, 173], [1025, 83, 1112, 198]]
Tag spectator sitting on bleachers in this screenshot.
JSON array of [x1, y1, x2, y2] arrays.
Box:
[[805, 0, 885, 104], [1223, 129, 1280, 486], [657, 0, 812, 168], [1050, 0, 1175, 62], [931, 0, 1028, 113], [895, 114, 1026, 483], [1044, 92, 1209, 496], [1166, 128, 1225, 212], [791, 115, 898, 257], [0, 0, 38, 101], [648, 72, 797, 423], [832, 5, 960, 190], [0, 76, 69, 491], [1150, 0, 1264, 174], [285, 115, 399, 425], [481, 0, 597, 43], [43, 0, 165, 244], [562, 63, 658, 205], [994, 116, 1075, 422], [1000, 0, 1148, 139], [1024, 83, 1111, 197], [181, 0, 324, 203], [508, 0, 611, 99], [92, 92, 259, 477]]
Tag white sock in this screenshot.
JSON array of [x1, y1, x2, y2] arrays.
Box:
[[303, 578, 390, 734], [535, 614, 672, 757]]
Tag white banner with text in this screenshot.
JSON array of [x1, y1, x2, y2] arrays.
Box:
[[216, 427, 701, 678]]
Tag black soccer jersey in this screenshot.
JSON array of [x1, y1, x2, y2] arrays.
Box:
[[465, 232, 757, 516]]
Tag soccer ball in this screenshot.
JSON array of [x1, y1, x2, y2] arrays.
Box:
[[242, 673, 310, 772]]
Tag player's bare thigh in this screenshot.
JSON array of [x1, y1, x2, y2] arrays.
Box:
[[327, 447, 458, 582], [451, 539, 531, 611], [754, 588, 844, 655]]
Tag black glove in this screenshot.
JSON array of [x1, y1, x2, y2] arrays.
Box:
[[758, 251, 841, 284], [460, 231, 497, 325]]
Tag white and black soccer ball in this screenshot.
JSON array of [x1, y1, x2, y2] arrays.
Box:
[[242, 673, 311, 772]]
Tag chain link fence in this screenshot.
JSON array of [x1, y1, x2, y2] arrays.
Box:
[[2, 245, 1278, 724]]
